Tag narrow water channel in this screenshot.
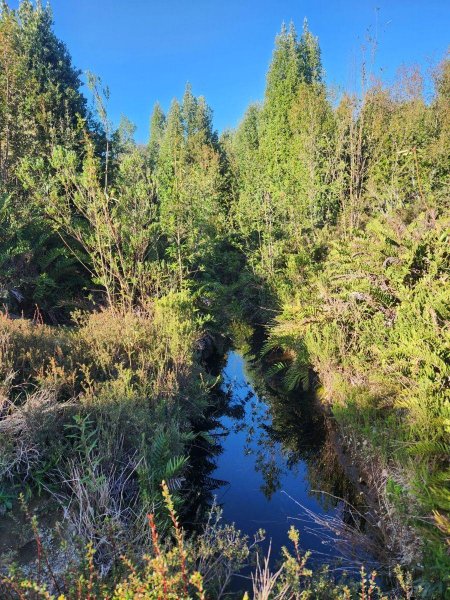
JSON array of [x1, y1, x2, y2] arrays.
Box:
[[0, 346, 381, 589], [190, 348, 379, 575]]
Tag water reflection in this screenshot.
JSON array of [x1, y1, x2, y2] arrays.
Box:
[[185, 349, 377, 568]]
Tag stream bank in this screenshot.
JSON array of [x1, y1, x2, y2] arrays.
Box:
[[189, 336, 389, 587], [0, 328, 391, 592]]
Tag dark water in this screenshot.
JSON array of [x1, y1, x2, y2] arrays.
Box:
[[214, 351, 338, 559], [188, 349, 379, 575]]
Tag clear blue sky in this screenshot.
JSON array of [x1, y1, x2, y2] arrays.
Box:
[[11, 1, 450, 142]]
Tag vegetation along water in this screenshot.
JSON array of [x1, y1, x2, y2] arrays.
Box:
[[0, 1, 449, 598]]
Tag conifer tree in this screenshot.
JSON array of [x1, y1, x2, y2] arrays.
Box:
[[148, 102, 166, 168], [156, 86, 224, 286], [0, 0, 90, 315], [298, 18, 322, 84], [231, 21, 330, 276], [182, 82, 198, 138]]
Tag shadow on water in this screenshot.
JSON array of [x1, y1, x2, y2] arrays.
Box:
[[0, 338, 384, 592], [184, 342, 383, 586]]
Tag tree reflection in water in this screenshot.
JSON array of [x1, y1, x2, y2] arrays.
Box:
[[183, 347, 376, 567]]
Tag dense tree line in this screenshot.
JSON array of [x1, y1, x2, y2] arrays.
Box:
[[0, 1, 448, 597]]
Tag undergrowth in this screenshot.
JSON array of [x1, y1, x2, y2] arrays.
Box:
[[0, 483, 419, 600]]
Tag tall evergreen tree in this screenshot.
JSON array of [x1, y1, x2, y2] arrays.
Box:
[[231, 21, 329, 276], [148, 102, 166, 168], [182, 82, 198, 139], [156, 87, 224, 286], [298, 18, 323, 84], [0, 0, 90, 315]]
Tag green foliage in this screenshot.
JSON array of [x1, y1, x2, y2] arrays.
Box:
[[0, 511, 420, 599], [0, 292, 206, 559], [148, 101, 166, 168], [227, 21, 342, 281], [21, 138, 164, 309], [155, 85, 226, 287], [268, 208, 450, 586], [0, 0, 91, 316], [0, 5, 449, 595], [0, 193, 88, 316]]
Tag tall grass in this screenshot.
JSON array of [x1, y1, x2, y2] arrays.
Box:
[[0, 291, 210, 569]]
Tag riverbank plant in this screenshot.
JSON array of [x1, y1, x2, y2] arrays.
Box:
[[0, 294, 208, 565], [1, 484, 420, 600]]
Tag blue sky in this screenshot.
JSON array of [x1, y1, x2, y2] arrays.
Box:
[[10, 1, 450, 142]]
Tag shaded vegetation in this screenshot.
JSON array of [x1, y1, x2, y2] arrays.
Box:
[[0, 1, 448, 597]]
